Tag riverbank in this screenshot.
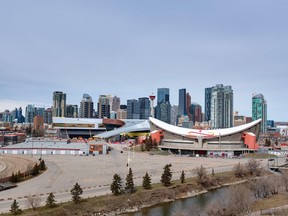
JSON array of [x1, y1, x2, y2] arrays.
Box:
[[6, 169, 270, 216]]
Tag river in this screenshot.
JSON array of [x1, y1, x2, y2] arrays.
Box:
[[122, 186, 229, 216]]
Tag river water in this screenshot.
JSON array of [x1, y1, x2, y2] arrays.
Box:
[[123, 186, 229, 216]]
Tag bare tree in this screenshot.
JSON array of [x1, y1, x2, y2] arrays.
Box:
[[281, 170, 288, 191], [246, 158, 261, 176], [25, 194, 41, 210], [249, 178, 271, 199], [207, 184, 253, 216], [195, 165, 217, 188], [267, 175, 282, 195], [233, 162, 246, 177]]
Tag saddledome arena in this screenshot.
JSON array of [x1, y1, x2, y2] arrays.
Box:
[[149, 117, 262, 157]]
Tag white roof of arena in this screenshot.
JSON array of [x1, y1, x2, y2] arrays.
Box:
[[149, 117, 262, 138], [95, 120, 150, 138]]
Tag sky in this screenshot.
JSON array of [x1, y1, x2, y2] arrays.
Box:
[[0, 0, 287, 121]]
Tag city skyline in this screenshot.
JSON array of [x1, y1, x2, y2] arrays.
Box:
[[1, 1, 288, 121]]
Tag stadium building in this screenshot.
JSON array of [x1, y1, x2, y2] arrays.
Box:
[[149, 117, 262, 157]]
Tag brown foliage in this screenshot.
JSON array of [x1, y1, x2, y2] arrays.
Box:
[[25, 194, 41, 210], [249, 175, 282, 199], [196, 166, 218, 188], [207, 184, 253, 216], [233, 162, 246, 178], [246, 158, 262, 176]]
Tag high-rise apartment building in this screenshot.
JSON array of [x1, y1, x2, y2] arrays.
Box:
[[210, 84, 233, 129], [116, 105, 127, 119], [178, 88, 187, 116], [1, 110, 12, 123], [139, 97, 150, 120], [36, 107, 45, 117], [25, 105, 36, 123], [252, 93, 267, 133], [155, 88, 171, 124], [157, 88, 170, 103], [205, 88, 212, 122], [223, 86, 233, 128], [127, 99, 140, 119], [97, 95, 110, 118], [52, 91, 66, 117], [186, 92, 192, 121], [25, 105, 45, 123], [79, 94, 93, 118], [44, 108, 52, 124], [190, 103, 202, 123], [170, 105, 178, 125], [112, 96, 120, 112], [117, 109, 127, 119], [11, 107, 25, 123], [66, 105, 78, 118]]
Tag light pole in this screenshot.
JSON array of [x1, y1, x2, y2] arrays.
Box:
[[39, 143, 43, 161], [127, 144, 132, 171], [31, 141, 33, 158]]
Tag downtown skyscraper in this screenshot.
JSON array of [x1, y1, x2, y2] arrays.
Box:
[[178, 88, 187, 116], [155, 88, 171, 124], [52, 91, 66, 117], [208, 84, 233, 129], [79, 93, 94, 118], [97, 95, 110, 118], [252, 93, 267, 133]]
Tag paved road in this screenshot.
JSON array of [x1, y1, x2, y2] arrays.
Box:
[[0, 145, 269, 213]]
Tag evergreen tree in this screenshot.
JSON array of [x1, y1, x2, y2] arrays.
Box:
[[142, 172, 151, 189], [70, 182, 83, 204], [32, 163, 39, 176], [125, 168, 135, 193], [180, 170, 185, 183], [110, 174, 122, 195], [10, 172, 16, 183], [161, 164, 172, 186], [17, 170, 22, 181], [39, 159, 46, 171], [46, 192, 56, 208], [10, 199, 22, 215]]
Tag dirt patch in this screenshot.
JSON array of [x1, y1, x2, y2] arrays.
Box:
[[0, 155, 37, 179]]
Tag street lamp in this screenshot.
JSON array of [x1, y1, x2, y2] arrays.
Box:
[[39, 143, 43, 161]]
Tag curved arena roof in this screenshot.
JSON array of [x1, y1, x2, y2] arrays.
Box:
[[149, 117, 262, 138]]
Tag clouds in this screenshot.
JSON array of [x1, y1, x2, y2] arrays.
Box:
[[0, 0, 287, 121]]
